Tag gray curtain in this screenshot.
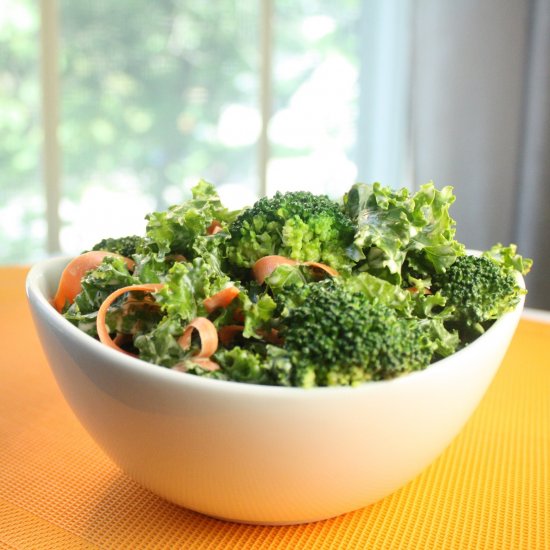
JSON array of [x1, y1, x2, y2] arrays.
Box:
[[410, 0, 549, 309], [516, 0, 550, 309]]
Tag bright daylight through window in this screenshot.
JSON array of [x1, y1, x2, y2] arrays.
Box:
[[0, 0, 363, 264]]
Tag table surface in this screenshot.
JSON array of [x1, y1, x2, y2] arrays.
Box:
[[1, 267, 548, 549]]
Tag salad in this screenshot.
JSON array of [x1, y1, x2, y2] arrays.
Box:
[[54, 181, 532, 387]]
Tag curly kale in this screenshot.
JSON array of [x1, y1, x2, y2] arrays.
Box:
[[344, 182, 464, 283], [432, 254, 524, 337], [280, 282, 436, 387], [145, 180, 237, 257], [63, 179, 531, 388], [226, 191, 355, 271], [63, 255, 139, 335], [91, 235, 144, 257]]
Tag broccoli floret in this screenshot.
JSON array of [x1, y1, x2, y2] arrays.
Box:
[[281, 282, 436, 387], [91, 235, 143, 257], [483, 243, 533, 275], [432, 254, 523, 337], [226, 191, 355, 270], [214, 347, 272, 384]]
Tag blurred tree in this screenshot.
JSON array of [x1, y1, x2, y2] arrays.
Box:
[[60, 0, 259, 208]]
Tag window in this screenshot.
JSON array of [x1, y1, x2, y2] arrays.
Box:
[[268, 0, 361, 198], [1, 0, 407, 264], [58, 1, 260, 252], [0, 0, 42, 263]]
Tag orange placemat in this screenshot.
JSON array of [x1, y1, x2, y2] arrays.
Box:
[[1, 267, 548, 549]]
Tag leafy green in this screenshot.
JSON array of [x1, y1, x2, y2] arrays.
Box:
[[63, 255, 139, 336], [134, 316, 187, 367], [215, 347, 271, 384], [242, 293, 277, 339], [344, 182, 464, 282], [67, 255, 139, 316], [343, 271, 411, 312], [90, 235, 144, 258], [432, 253, 525, 337], [62, 180, 531, 387], [227, 191, 355, 270], [156, 258, 231, 323], [264, 263, 309, 292], [105, 297, 163, 340], [131, 252, 172, 283], [483, 243, 533, 275], [145, 180, 237, 257]]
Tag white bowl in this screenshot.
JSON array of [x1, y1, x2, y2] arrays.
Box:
[[26, 255, 524, 524]]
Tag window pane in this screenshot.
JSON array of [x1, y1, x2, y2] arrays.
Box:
[[59, 0, 259, 253], [268, 0, 360, 198], [0, 0, 43, 264]]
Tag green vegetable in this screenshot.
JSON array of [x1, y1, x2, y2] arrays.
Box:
[[90, 235, 144, 258], [131, 251, 171, 283], [63, 180, 531, 388], [226, 191, 355, 271], [134, 316, 187, 367], [215, 347, 271, 384], [67, 256, 140, 316], [342, 271, 411, 312], [483, 243, 533, 275], [64, 255, 139, 332], [344, 182, 464, 283], [432, 253, 527, 338], [145, 180, 237, 257], [242, 293, 277, 339], [156, 258, 230, 323], [281, 282, 437, 387]]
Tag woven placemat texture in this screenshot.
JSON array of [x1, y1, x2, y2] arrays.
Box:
[[0, 267, 548, 549]]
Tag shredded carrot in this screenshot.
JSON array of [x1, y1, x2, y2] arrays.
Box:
[[96, 284, 164, 356], [53, 251, 135, 312], [232, 308, 245, 323], [406, 287, 432, 295], [259, 328, 283, 345], [113, 333, 132, 347], [218, 324, 245, 346], [252, 255, 339, 284], [252, 255, 298, 284], [178, 317, 219, 358], [173, 357, 220, 372], [203, 285, 240, 313], [207, 220, 223, 235], [302, 261, 339, 278], [192, 357, 220, 370]]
